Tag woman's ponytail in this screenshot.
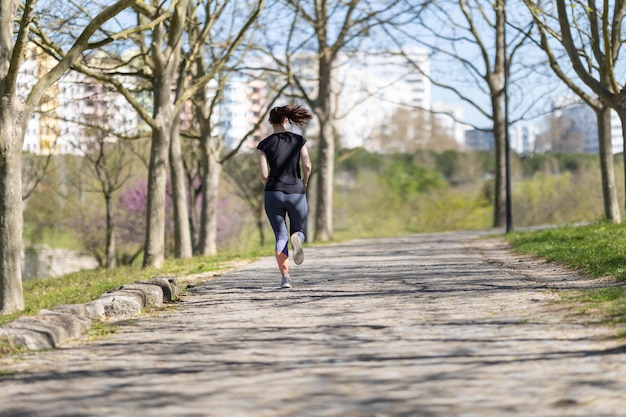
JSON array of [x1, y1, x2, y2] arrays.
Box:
[[269, 104, 312, 126]]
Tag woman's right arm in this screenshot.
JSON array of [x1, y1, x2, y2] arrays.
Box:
[[300, 145, 312, 187]]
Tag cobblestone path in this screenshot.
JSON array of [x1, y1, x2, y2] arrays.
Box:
[[0, 232, 625, 416]]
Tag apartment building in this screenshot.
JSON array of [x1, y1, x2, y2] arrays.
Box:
[[334, 48, 432, 150], [544, 97, 623, 154], [20, 47, 139, 155]]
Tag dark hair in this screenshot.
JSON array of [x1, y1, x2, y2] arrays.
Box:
[[269, 104, 313, 126]]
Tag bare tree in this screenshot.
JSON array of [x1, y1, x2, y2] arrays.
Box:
[[22, 149, 55, 201], [0, 0, 137, 313], [70, 123, 138, 269], [525, 0, 622, 221], [53, 0, 264, 266], [540, 113, 585, 153], [385, 0, 540, 228], [223, 153, 267, 247], [179, 0, 266, 256]]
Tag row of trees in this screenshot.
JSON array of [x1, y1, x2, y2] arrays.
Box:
[[3, 0, 626, 314]]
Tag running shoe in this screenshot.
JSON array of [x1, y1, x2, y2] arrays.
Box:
[[280, 277, 291, 289], [291, 234, 304, 265]]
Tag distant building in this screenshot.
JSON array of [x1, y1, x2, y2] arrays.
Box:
[[548, 97, 623, 154], [19, 47, 138, 155], [55, 70, 139, 154], [216, 75, 271, 149], [19, 48, 272, 155], [334, 48, 432, 150], [464, 124, 539, 155], [19, 45, 60, 154], [431, 102, 466, 147], [611, 111, 623, 154], [465, 129, 494, 151], [510, 124, 539, 155]]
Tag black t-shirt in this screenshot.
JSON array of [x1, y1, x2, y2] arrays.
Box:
[[257, 132, 306, 194]]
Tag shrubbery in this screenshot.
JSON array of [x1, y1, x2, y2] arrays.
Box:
[[333, 149, 622, 240]]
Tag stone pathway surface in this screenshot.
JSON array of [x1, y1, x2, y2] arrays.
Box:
[[0, 231, 625, 417]]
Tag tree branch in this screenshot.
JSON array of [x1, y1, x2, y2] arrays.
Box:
[[26, 0, 137, 111]]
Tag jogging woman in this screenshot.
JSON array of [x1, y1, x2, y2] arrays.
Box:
[[257, 104, 313, 289]]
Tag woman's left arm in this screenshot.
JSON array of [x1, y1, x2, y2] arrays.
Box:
[[258, 150, 269, 184]]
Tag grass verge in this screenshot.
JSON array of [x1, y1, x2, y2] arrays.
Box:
[[0, 248, 264, 327], [505, 222, 626, 326]]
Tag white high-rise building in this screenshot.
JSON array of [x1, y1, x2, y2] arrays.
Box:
[[213, 74, 271, 150], [19, 46, 139, 155], [432, 102, 466, 147], [611, 111, 623, 154], [334, 49, 431, 150], [510, 124, 539, 155]]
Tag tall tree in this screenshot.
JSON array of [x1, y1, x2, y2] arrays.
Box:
[[181, 0, 265, 256], [525, 0, 623, 220], [71, 126, 138, 269], [0, 0, 137, 313], [268, 0, 419, 241], [62, 0, 264, 265], [387, 0, 539, 228], [141, 0, 190, 267]]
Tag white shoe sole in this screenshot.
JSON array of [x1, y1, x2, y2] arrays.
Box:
[[291, 234, 304, 265]]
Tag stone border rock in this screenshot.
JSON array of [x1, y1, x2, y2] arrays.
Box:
[[0, 276, 180, 351]]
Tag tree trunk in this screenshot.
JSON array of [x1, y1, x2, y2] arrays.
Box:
[[197, 136, 220, 256], [257, 204, 266, 247], [619, 110, 626, 214], [105, 194, 116, 269], [596, 106, 620, 223], [314, 59, 334, 242], [491, 91, 507, 228], [143, 124, 170, 268], [0, 101, 24, 313], [169, 112, 193, 258], [491, 0, 507, 229], [142, 0, 188, 268]]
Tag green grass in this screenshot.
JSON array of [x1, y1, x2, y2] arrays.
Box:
[[0, 247, 265, 327], [506, 222, 626, 279], [506, 222, 626, 326]]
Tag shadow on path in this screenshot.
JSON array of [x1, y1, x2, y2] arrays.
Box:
[[0, 231, 625, 417]]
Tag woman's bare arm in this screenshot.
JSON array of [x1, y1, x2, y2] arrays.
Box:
[[300, 145, 312, 187], [258, 150, 269, 184]]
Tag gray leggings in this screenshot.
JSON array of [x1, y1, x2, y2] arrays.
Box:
[[264, 191, 308, 255]]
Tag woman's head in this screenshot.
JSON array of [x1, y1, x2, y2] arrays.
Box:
[[269, 104, 312, 127]]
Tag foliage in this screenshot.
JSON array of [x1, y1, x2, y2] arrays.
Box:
[[434, 150, 493, 184], [117, 180, 150, 256], [517, 152, 600, 177], [222, 153, 267, 246], [332, 149, 613, 241], [511, 169, 605, 227], [334, 154, 491, 240], [336, 148, 385, 173], [0, 336, 25, 358], [382, 154, 444, 197], [334, 171, 408, 239], [409, 185, 491, 232]]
